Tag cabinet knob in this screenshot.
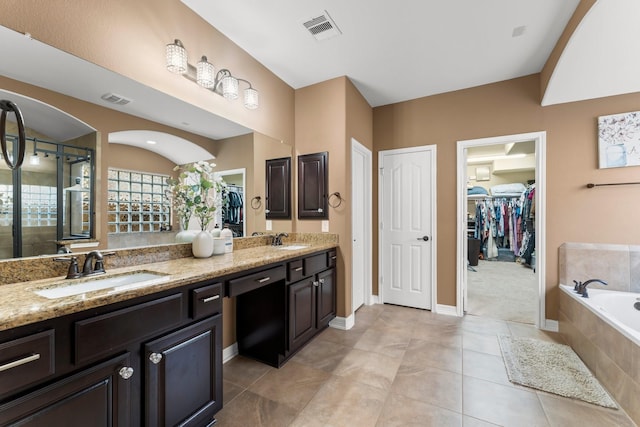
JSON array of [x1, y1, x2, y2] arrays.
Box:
[[118, 366, 134, 380], [313, 281, 319, 287], [149, 352, 163, 364], [319, 278, 325, 285]]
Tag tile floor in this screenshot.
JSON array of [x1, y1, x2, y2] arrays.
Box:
[[214, 304, 637, 427]]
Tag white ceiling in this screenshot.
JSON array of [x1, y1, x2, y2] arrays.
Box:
[[183, 0, 640, 108]]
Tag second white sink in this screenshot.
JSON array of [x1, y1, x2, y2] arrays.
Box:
[[276, 245, 309, 250], [35, 271, 170, 299]]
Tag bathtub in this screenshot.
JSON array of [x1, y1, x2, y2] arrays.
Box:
[[559, 284, 640, 424], [559, 284, 640, 346]]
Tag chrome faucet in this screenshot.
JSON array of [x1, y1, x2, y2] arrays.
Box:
[[573, 279, 607, 298], [81, 250, 115, 277], [272, 232, 289, 246]]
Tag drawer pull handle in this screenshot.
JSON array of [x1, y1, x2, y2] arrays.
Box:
[[118, 366, 134, 380], [257, 277, 271, 283], [202, 295, 220, 303], [149, 352, 163, 364], [0, 353, 40, 372], [294, 267, 303, 272]]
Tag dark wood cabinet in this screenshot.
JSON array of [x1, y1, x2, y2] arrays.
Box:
[[0, 279, 223, 426], [0, 353, 132, 426], [265, 157, 291, 219], [288, 278, 317, 352], [316, 267, 336, 327], [145, 314, 222, 427], [298, 152, 328, 219]]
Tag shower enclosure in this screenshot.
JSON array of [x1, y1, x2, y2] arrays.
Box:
[[0, 135, 95, 259]]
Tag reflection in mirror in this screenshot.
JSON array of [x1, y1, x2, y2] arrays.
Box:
[[0, 90, 96, 260], [217, 168, 246, 237], [0, 24, 293, 259]]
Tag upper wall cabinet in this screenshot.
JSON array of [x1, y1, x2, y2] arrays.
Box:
[[298, 152, 328, 219], [265, 157, 291, 219]]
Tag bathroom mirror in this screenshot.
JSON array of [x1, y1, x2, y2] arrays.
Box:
[[0, 25, 292, 259]]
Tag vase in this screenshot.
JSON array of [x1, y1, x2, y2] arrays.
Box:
[[175, 229, 198, 243], [192, 230, 214, 258]]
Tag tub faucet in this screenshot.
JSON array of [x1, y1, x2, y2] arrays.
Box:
[[575, 279, 607, 298]]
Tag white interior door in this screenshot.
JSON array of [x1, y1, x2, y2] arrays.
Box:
[[380, 147, 435, 310], [351, 139, 371, 311]]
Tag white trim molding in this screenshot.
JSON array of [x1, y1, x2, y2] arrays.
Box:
[[435, 304, 459, 316], [223, 342, 239, 364], [456, 131, 547, 329], [330, 314, 355, 330], [542, 319, 559, 332]]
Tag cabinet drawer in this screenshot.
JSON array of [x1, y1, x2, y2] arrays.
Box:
[[75, 293, 183, 364], [0, 330, 55, 396], [327, 250, 337, 268], [287, 259, 304, 283], [227, 266, 286, 297], [191, 282, 223, 319], [304, 253, 327, 276]]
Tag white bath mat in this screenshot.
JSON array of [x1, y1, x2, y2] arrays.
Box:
[[498, 335, 617, 409]]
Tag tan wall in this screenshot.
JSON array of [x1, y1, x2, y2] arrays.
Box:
[[0, 0, 295, 147], [373, 74, 640, 319]]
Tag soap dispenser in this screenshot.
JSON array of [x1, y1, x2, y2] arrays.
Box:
[[220, 226, 233, 253]]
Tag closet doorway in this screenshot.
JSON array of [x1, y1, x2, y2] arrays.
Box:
[[456, 132, 547, 329]]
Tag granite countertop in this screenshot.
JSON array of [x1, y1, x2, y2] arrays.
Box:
[[0, 242, 337, 332]]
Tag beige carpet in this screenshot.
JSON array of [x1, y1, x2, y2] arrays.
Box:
[[498, 335, 618, 409], [467, 259, 537, 324]]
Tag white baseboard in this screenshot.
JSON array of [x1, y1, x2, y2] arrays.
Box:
[[542, 319, 559, 332], [329, 314, 355, 330], [223, 342, 239, 364], [435, 304, 459, 316], [368, 295, 380, 305]]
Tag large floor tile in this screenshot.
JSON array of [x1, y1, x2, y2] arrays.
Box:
[[290, 376, 387, 427], [463, 375, 549, 426], [391, 363, 463, 413], [223, 355, 273, 388], [538, 392, 637, 427], [403, 338, 462, 373], [291, 337, 350, 373], [248, 360, 330, 411], [462, 331, 502, 356], [333, 347, 401, 391], [354, 327, 411, 358], [214, 390, 298, 427], [376, 393, 462, 427], [316, 325, 366, 348], [462, 349, 510, 386]]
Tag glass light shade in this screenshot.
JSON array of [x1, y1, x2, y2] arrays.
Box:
[[166, 40, 187, 74], [29, 154, 40, 165], [244, 87, 259, 109], [221, 76, 239, 100], [196, 56, 215, 88]]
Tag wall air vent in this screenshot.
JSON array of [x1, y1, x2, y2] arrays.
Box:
[[100, 93, 132, 105], [303, 11, 342, 41]]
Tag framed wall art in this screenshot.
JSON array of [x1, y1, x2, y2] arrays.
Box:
[[598, 110, 640, 169]]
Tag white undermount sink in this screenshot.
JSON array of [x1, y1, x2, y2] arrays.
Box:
[[276, 245, 309, 250], [34, 271, 170, 299]]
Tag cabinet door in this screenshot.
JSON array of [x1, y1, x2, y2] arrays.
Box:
[[145, 315, 222, 427], [265, 157, 291, 219], [298, 152, 328, 219], [0, 353, 132, 426], [317, 268, 336, 327], [288, 278, 317, 352]]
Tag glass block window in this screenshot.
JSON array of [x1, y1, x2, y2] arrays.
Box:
[[107, 168, 170, 233], [0, 184, 57, 227]]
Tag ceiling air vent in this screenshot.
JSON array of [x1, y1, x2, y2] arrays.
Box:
[[303, 11, 341, 41], [100, 92, 132, 106]]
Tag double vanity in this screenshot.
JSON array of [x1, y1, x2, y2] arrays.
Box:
[[0, 234, 338, 426]]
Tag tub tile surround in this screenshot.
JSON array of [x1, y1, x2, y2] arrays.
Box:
[[559, 242, 640, 425]]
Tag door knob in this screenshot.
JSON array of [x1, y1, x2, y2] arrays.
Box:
[[416, 236, 430, 241]]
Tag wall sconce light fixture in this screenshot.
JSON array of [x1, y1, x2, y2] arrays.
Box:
[[165, 39, 259, 110]]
